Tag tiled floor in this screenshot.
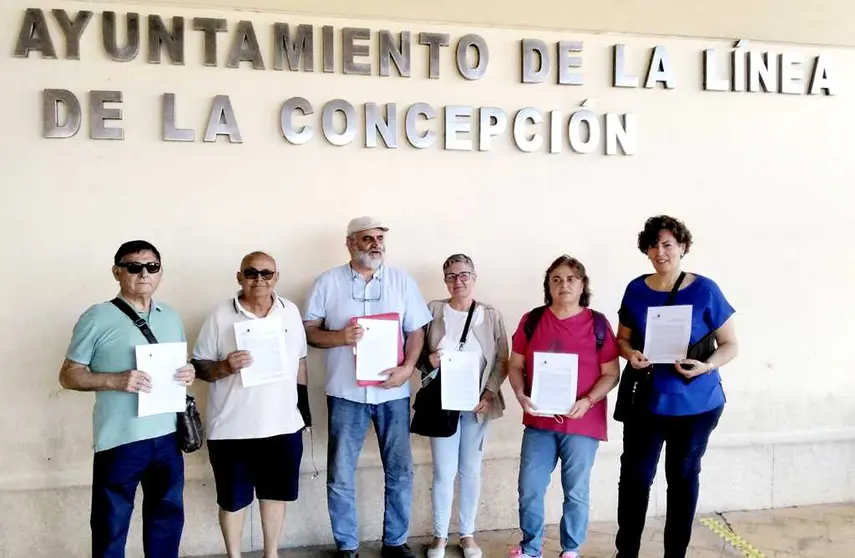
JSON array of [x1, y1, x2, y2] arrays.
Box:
[[199, 503, 855, 557]]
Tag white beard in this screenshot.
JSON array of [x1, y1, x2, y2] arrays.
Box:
[[355, 250, 383, 270]]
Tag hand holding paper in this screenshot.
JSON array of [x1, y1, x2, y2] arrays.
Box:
[[380, 365, 413, 389], [565, 398, 592, 420], [226, 350, 253, 373], [173, 364, 195, 386], [675, 358, 708, 379], [626, 350, 651, 370], [473, 391, 493, 415], [114, 369, 152, 393], [340, 323, 365, 346]]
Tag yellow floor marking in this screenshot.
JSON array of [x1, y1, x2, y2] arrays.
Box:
[[699, 517, 767, 558]]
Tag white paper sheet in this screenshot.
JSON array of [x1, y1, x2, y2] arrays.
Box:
[[530, 351, 578, 416], [643, 304, 693, 364], [136, 342, 187, 417], [234, 317, 289, 387], [440, 351, 481, 411], [355, 318, 399, 384]]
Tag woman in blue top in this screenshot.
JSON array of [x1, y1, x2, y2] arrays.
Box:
[[614, 215, 739, 558]]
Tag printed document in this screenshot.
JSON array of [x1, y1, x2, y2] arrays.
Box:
[[234, 317, 289, 387], [136, 342, 187, 417], [643, 305, 693, 363], [440, 351, 481, 411], [530, 352, 578, 416], [355, 318, 399, 384]]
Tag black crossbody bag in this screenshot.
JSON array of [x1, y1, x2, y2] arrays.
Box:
[[613, 273, 685, 423], [110, 298, 205, 453], [410, 301, 477, 438]]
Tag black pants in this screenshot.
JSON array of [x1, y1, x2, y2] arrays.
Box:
[[615, 405, 723, 558], [91, 434, 184, 558]]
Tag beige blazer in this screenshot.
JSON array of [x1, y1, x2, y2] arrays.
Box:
[[417, 299, 510, 421]]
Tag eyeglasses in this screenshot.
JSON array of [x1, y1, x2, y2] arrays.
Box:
[[444, 271, 474, 283], [117, 262, 161, 274], [351, 273, 381, 303], [242, 268, 276, 280]]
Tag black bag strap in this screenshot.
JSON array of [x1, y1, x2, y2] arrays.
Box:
[[527, 305, 609, 352], [665, 272, 687, 306], [110, 298, 158, 344], [591, 310, 607, 351], [523, 305, 547, 342], [623, 271, 687, 352], [457, 300, 477, 350]]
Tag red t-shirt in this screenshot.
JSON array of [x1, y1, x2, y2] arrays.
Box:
[[511, 307, 619, 441]]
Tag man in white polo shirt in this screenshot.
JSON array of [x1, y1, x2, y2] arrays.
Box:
[[192, 251, 310, 558], [303, 217, 432, 558]]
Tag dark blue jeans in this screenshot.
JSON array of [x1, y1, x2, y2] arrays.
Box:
[[327, 396, 413, 551], [91, 433, 185, 558], [615, 405, 723, 558]]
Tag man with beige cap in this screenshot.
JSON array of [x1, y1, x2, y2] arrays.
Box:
[[303, 217, 431, 558]]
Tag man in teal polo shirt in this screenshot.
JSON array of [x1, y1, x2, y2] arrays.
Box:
[[59, 240, 195, 558]]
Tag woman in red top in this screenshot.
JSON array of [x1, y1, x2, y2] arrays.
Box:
[[506, 255, 621, 558]]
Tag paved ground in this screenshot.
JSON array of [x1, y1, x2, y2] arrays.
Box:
[[199, 503, 855, 557]]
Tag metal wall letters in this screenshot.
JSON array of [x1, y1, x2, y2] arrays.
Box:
[[18, 9, 835, 153]]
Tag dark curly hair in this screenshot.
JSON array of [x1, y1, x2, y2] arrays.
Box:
[[637, 215, 693, 255], [543, 255, 591, 307]]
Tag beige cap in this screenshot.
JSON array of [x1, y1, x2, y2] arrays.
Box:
[[346, 216, 389, 236]]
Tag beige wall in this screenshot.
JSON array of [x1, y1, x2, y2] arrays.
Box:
[[136, 0, 855, 48], [2, 0, 855, 556]]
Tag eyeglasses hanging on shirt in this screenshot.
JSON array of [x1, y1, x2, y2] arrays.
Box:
[[350, 267, 382, 316]]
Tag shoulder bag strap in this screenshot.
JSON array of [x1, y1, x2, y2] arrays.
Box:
[[665, 271, 687, 306], [110, 298, 159, 344], [457, 300, 477, 350], [523, 305, 547, 342]]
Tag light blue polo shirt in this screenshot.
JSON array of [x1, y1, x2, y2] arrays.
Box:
[[303, 264, 432, 405], [66, 297, 186, 452]]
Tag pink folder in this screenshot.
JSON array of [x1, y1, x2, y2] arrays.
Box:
[[351, 312, 404, 387]]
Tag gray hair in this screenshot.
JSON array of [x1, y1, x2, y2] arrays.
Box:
[[442, 253, 475, 272]]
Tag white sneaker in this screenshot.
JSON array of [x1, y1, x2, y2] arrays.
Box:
[[460, 535, 482, 558], [426, 540, 446, 558]]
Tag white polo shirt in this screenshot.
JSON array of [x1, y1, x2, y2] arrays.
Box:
[[193, 293, 308, 440]]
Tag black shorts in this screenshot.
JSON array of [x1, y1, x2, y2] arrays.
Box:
[[207, 432, 303, 512]]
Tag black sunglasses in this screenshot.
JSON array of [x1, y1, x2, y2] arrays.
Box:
[[242, 267, 276, 280], [117, 262, 161, 274]]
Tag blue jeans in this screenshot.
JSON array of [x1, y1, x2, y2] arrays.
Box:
[[615, 405, 723, 558], [429, 411, 488, 538], [517, 426, 600, 557], [327, 396, 414, 550], [91, 433, 185, 558]]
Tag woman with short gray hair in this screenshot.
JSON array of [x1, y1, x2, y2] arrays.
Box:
[[414, 253, 510, 558]]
